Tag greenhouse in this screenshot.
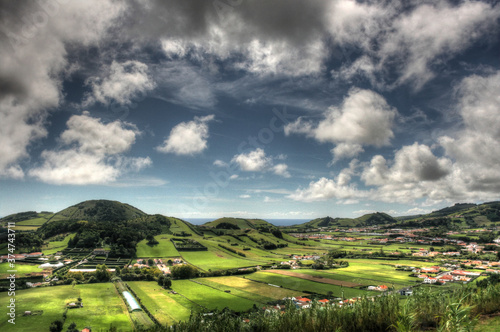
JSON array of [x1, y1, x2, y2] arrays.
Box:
[[122, 291, 141, 311]]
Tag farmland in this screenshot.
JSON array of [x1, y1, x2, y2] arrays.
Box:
[[0, 262, 45, 278], [136, 235, 180, 258], [0, 284, 133, 332], [245, 271, 378, 298]]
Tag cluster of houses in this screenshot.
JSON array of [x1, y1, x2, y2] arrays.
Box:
[[128, 258, 184, 274], [279, 255, 322, 268], [367, 285, 389, 291], [412, 266, 481, 284]]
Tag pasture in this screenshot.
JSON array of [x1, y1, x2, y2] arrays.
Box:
[[0, 284, 133, 332], [136, 235, 180, 258], [127, 281, 192, 325], [0, 262, 45, 278], [245, 271, 377, 298], [170, 279, 260, 312]]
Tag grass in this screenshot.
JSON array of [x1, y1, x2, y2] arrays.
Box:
[[136, 234, 180, 258], [63, 283, 134, 331], [127, 281, 192, 325], [16, 217, 50, 226], [180, 242, 267, 271], [245, 271, 377, 298], [0, 262, 45, 278], [0, 285, 77, 332], [0, 284, 133, 332], [42, 233, 74, 255], [171, 279, 260, 311], [201, 276, 303, 301]]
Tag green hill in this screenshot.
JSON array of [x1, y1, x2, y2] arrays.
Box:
[[203, 217, 276, 230], [51, 199, 147, 222], [296, 213, 397, 229]]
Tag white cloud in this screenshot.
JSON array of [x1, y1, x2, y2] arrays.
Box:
[[213, 160, 227, 167], [285, 89, 397, 156], [329, 0, 500, 89], [272, 164, 291, 178], [288, 176, 364, 202], [84, 60, 155, 106], [0, 0, 126, 178], [156, 115, 215, 155], [330, 143, 364, 164], [229, 174, 238, 180], [231, 148, 271, 172], [29, 112, 148, 185], [239, 194, 251, 199]]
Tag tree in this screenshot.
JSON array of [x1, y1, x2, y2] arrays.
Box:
[[167, 259, 173, 266], [95, 264, 110, 282], [171, 264, 198, 279], [49, 320, 63, 332], [148, 258, 154, 266], [67, 322, 78, 332], [164, 278, 172, 289]]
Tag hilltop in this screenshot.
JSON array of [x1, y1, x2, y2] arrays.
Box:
[[52, 200, 147, 222], [202, 217, 276, 230], [292, 212, 397, 229]]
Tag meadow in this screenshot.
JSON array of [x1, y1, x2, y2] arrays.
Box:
[[0, 262, 45, 278], [136, 234, 180, 258], [245, 271, 377, 298], [127, 281, 192, 326], [170, 279, 261, 312], [0, 284, 133, 332]]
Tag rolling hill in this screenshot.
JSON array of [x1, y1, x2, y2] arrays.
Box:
[[294, 213, 398, 229], [202, 217, 276, 230], [50, 199, 147, 222]]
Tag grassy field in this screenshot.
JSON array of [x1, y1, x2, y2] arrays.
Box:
[[63, 283, 134, 331], [245, 271, 377, 298], [180, 242, 267, 271], [0, 262, 45, 279], [316, 260, 420, 287], [127, 281, 192, 325], [170, 279, 260, 311], [42, 233, 74, 255], [0, 284, 133, 332], [136, 234, 180, 258], [200, 276, 303, 301]]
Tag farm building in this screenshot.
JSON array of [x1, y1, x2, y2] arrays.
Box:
[[122, 291, 142, 311]]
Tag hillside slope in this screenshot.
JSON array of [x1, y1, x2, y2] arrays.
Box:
[[51, 200, 147, 222], [203, 217, 276, 229]]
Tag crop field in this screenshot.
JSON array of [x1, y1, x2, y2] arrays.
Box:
[[0, 262, 45, 278], [15, 217, 50, 226], [136, 234, 180, 258], [181, 242, 268, 271], [127, 281, 192, 325], [0, 284, 133, 332], [265, 269, 363, 287], [245, 271, 377, 298], [170, 279, 260, 311], [199, 276, 303, 301], [316, 260, 421, 287], [63, 283, 134, 331]]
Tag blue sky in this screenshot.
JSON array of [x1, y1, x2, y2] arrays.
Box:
[[0, 0, 499, 219]]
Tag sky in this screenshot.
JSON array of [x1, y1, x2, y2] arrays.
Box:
[[0, 0, 499, 220]]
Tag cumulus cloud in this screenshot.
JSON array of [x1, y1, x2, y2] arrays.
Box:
[[0, 0, 125, 178], [156, 115, 215, 155], [84, 60, 155, 106], [286, 88, 397, 161], [288, 176, 363, 202], [29, 112, 149, 185], [231, 148, 291, 178], [272, 164, 291, 178], [288, 160, 362, 202], [232, 148, 271, 172]]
